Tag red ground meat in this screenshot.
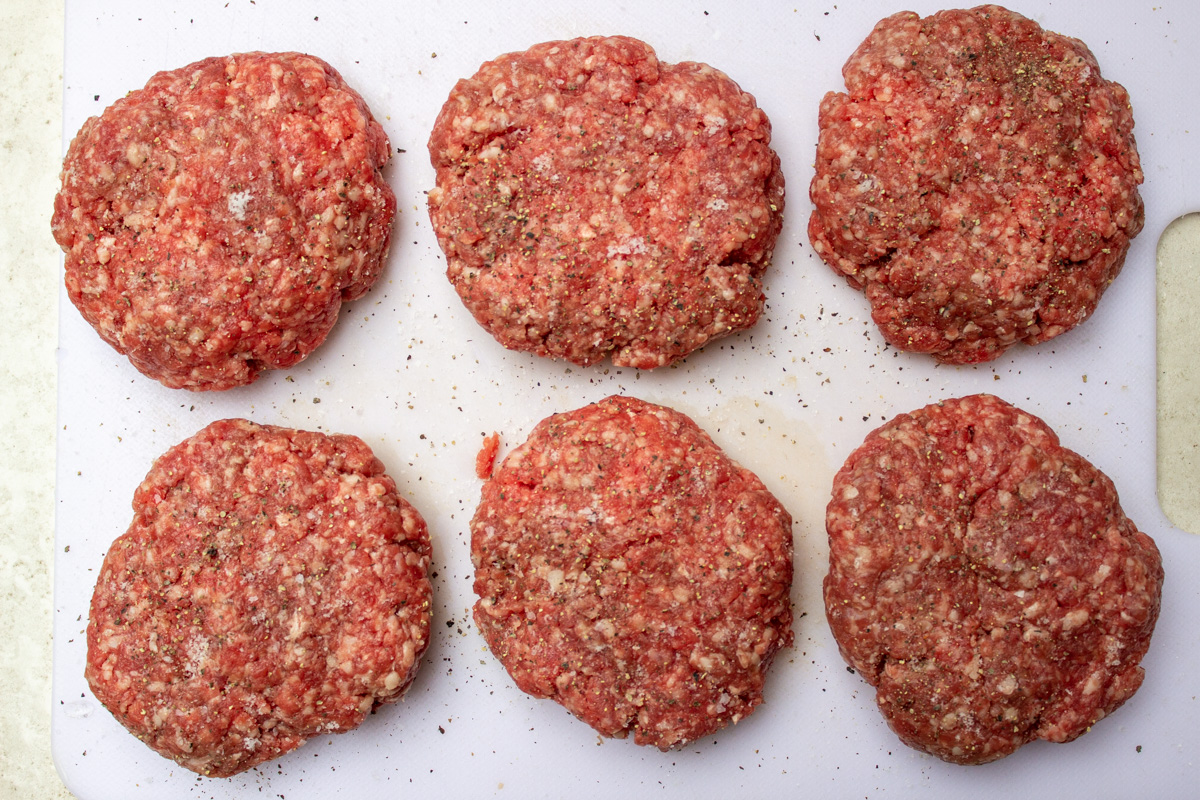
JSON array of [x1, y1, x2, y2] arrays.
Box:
[[471, 395, 794, 749], [428, 36, 785, 368], [824, 394, 1163, 764], [808, 6, 1144, 364], [474, 431, 500, 480], [53, 52, 396, 390], [85, 420, 432, 777]]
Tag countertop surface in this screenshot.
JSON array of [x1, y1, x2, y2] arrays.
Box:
[[2, 4, 1196, 798], [1, 3, 70, 799]]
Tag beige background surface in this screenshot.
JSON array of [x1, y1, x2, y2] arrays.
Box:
[[0, 4, 1193, 798]]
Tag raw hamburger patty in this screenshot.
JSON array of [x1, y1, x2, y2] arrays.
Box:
[[471, 395, 794, 748], [808, 6, 1144, 364], [86, 420, 432, 777], [824, 394, 1162, 764], [428, 36, 785, 368], [52, 52, 396, 390]]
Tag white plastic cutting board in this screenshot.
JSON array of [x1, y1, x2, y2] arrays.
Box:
[[52, 2, 1200, 798]]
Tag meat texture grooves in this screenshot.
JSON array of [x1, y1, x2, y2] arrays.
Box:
[[86, 420, 432, 777], [809, 6, 1144, 363], [824, 394, 1163, 764], [471, 395, 794, 748], [429, 36, 785, 368], [53, 52, 396, 390]]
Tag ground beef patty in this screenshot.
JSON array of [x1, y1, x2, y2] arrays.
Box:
[[824, 394, 1162, 764], [86, 420, 432, 777], [428, 36, 785, 368], [471, 396, 794, 748], [809, 6, 1144, 364], [52, 52, 395, 390]]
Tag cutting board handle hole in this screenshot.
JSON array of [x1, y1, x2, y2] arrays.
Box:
[[1155, 212, 1200, 534]]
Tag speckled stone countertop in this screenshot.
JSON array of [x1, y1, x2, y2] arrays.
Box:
[[1, 5, 1195, 798], [1, 3, 70, 798]]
